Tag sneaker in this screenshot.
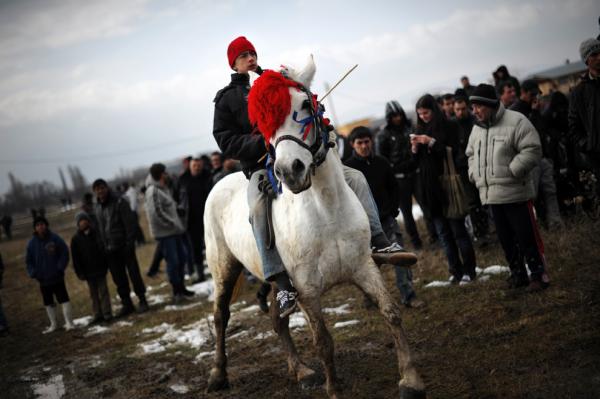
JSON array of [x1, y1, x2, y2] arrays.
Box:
[[371, 243, 418, 267], [276, 289, 298, 319]]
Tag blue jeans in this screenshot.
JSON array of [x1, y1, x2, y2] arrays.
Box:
[[248, 167, 385, 280], [380, 214, 414, 304], [433, 216, 476, 279], [157, 235, 186, 287]]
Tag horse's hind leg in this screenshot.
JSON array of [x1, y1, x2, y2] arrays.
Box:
[[269, 287, 316, 382], [353, 262, 426, 399], [301, 298, 340, 399], [206, 261, 243, 393]]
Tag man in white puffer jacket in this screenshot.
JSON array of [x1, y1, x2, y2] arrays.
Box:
[[144, 163, 194, 302], [466, 84, 549, 292]]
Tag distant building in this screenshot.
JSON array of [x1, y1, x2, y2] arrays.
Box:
[[526, 60, 587, 95]]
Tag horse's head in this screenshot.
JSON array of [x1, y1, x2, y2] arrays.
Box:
[[248, 55, 330, 194]]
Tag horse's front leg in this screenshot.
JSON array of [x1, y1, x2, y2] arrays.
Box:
[[270, 286, 316, 382], [353, 261, 426, 399], [206, 265, 242, 393], [301, 298, 340, 399]]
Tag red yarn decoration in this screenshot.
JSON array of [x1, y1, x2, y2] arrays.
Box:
[[248, 71, 301, 144]]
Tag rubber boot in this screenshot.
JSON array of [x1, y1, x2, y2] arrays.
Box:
[[43, 305, 58, 334], [61, 302, 75, 330]]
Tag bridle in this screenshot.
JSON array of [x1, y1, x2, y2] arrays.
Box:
[[271, 83, 334, 173]]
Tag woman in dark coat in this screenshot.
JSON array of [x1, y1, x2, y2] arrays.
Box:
[[411, 94, 477, 282]]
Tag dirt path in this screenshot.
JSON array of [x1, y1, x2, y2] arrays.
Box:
[[1, 215, 599, 398]]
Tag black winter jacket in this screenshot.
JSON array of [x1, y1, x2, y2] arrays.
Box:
[[71, 228, 108, 280], [94, 192, 136, 253], [213, 71, 268, 178], [186, 170, 213, 230], [413, 118, 461, 218], [375, 123, 417, 177], [568, 72, 600, 155], [344, 153, 399, 220]]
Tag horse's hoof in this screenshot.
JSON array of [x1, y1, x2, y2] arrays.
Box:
[[206, 369, 230, 392], [399, 385, 426, 399], [372, 252, 418, 267]]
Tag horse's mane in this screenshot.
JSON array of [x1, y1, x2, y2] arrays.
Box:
[[248, 70, 301, 144]]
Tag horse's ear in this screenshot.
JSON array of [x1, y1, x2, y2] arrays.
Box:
[[249, 71, 260, 87], [297, 54, 316, 88]]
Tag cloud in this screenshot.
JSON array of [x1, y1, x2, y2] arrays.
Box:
[[0, 68, 224, 126], [0, 0, 148, 57]]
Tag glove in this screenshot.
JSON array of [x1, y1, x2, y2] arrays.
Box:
[[258, 174, 275, 196]]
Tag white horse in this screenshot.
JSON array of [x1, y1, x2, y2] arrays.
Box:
[[204, 56, 426, 399]]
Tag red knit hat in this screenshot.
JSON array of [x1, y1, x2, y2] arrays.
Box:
[[227, 36, 256, 68]]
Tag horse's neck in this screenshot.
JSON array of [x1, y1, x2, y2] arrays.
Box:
[[304, 152, 353, 209]]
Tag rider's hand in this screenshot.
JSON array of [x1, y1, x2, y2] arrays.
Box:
[[258, 175, 275, 196]]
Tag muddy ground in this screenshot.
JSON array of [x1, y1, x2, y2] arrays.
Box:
[[0, 209, 599, 399]]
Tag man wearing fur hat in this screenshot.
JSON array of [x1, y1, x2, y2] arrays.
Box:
[[569, 35, 600, 195], [466, 84, 549, 292]]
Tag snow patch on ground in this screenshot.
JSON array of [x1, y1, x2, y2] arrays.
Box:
[[73, 316, 93, 327], [32, 374, 65, 399], [163, 301, 204, 312], [240, 304, 260, 313], [254, 331, 274, 340], [84, 325, 110, 336], [138, 319, 213, 354], [142, 323, 174, 334], [482, 265, 511, 275], [397, 204, 423, 223], [288, 312, 307, 329], [146, 294, 169, 305], [424, 281, 452, 288], [187, 280, 214, 300], [334, 320, 360, 328], [114, 321, 133, 328], [323, 303, 351, 315], [425, 265, 510, 288], [170, 383, 189, 394]]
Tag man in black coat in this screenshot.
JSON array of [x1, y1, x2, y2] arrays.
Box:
[[345, 126, 423, 308], [185, 157, 213, 283], [71, 212, 112, 323], [569, 36, 600, 196], [375, 101, 424, 249], [93, 179, 147, 317]]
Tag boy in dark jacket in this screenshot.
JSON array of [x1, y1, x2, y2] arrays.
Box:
[[71, 212, 112, 323], [26, 216, 75, 333]]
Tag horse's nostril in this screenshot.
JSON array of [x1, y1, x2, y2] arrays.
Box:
[[292, 159, 305, 174]]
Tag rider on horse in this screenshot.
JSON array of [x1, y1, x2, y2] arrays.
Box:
[[212, 36, 407, 317]]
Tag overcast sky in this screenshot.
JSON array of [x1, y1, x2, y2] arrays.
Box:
[[0, 0, 597, 195]]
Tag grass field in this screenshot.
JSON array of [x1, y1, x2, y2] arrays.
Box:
[[0, 207, 599, 398]]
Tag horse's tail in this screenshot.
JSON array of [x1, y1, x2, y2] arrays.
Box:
[[230, 272, 246, 304]]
